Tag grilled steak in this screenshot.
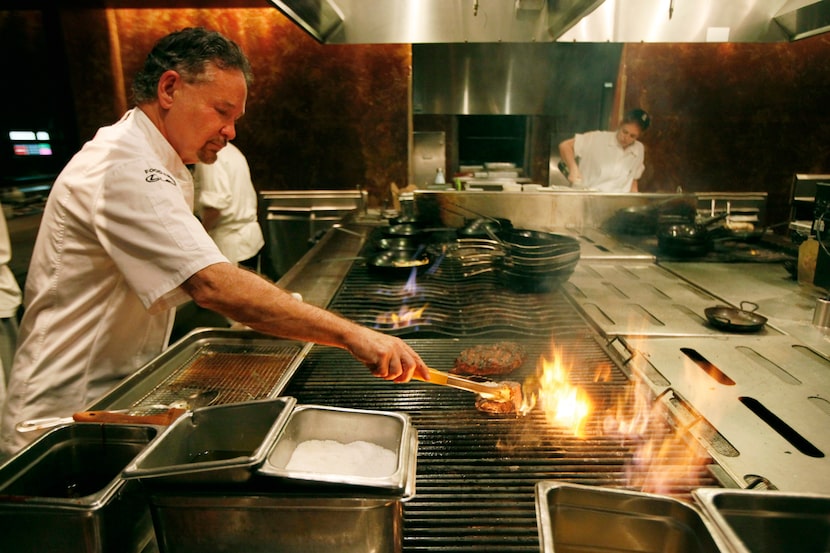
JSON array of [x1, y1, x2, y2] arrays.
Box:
[[452, 341, 527, 377], [475, 381, 523, 415]]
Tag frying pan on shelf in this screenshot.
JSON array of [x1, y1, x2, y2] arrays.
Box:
[[704, 301, 767, 332], [375, 236, 422, 251], [367, 249, 432, 278]]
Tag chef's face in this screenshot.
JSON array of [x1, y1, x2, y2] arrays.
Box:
[[163, 62, 247, 165], [615, 122, 641, 150]]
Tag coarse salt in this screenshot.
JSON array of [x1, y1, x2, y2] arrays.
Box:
[[286, 439, 397, 477]]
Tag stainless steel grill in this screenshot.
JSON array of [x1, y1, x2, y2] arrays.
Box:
[[286, 338, 719, 551]]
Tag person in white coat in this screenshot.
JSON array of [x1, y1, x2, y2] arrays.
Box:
[[0, 203, 22, 416], [0, 27, 429, 457], [192, 141, 264, 270], [558, 108, 651, 193]]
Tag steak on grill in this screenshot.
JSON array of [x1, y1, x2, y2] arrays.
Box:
[[475, 381, 523, 415], [452, 341, 527, 377]]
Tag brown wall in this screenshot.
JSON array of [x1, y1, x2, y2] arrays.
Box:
[[622, 39, 830, 226], [4, 7, 830, 226], [50, 7, 410, 208]]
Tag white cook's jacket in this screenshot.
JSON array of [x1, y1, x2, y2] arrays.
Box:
[[0, 108, 228, 456], [193, 142, 264, 263], [574, 130, 645, 193]]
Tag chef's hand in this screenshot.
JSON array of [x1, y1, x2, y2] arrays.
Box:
[[347, 327, 430, 383], [568, 170, 583, 186]]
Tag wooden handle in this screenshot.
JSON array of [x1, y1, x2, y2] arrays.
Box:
[[72, 408, 187, 426]]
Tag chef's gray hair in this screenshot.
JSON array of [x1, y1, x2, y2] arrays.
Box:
[[132, 27, 253, 105]]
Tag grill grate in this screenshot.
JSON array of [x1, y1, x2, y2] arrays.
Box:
[[130, 343, 302, 413], [327, 233, 580, 338], [285, 338, 719, 553], [286, 230, 719, 551]]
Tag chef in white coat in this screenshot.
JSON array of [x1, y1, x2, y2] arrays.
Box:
[[0, 27, 429, 457], [192, 141, 263, 270], [0, 203, 21, 416], [558, 108, 651, 193]]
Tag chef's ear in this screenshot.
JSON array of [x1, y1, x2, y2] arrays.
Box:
[[157, 70, 181, 109]]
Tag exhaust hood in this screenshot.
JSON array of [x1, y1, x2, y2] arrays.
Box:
[[269, 0, 830, 43]]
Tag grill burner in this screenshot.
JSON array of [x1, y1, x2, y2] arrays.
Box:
[[328, 231, 582, 338]]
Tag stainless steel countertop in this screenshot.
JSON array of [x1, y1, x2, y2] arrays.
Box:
[[661, 261, 830, 357]]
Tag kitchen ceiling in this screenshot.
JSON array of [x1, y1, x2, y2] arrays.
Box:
[[269, 0, 830, 43]]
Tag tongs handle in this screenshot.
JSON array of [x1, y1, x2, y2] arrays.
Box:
[[414, 367, 505, 399], [72, 408, 188, 425]]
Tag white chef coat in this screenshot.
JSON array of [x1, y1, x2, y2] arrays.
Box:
[[193, 142, 264, 264], [573, 130, 645, 193], [0, 203, 22, 418], [0, 108, 228, 456]]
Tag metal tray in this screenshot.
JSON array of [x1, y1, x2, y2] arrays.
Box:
[[258, 404, 417, 498], [693, 488, 830, 553], [0, 424, 158, 553], [122, 397, 296, 485], [149, 493, 403, 553], [87, 329, 310, 414], [535, 482, 732, 553]]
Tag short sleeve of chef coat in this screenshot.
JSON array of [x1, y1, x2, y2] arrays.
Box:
[[96, 160, 229, 314]]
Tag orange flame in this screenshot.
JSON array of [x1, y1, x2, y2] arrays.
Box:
[[603, 377, 710, 494], [375, 304, 428, 329], [523, 348, 593, 437]]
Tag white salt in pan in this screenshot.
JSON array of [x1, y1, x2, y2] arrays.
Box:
[[286, 439, 397, 477]]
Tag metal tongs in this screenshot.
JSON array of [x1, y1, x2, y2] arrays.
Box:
[[414, 367, 514, 401]]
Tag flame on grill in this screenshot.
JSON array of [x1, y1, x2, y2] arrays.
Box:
[[519, 342, 709, 493], [521, 348, 593, 438], [603, 376, 710, 495], [403, 269, 419, 295], [375, 304, 429, 329]]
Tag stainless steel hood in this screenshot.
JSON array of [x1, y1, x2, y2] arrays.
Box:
[[269, 0, 830, 43]]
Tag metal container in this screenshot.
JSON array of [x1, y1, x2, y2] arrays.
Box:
[[693, 488, 830, 553], [535, 482, 732, 553], [149, 493, 403, 553], [137, 404, 417, 553], [122, 397, 296, 485], [258, 404, 416, 496], [0, 424, 158, 553], [812, 297, 830, 328]]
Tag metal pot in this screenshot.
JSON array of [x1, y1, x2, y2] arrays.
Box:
[[704, 301, 768, 332]]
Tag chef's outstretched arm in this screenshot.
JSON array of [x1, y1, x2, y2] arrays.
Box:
[[182, 262, 429, 383], [558, 138, 582, 185]]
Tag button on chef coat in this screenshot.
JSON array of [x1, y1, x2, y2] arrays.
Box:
[[0, 108, 228, 455], [574, 130, 645, 193]]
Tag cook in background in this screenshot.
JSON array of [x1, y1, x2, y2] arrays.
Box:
[[0, 27, 429, 457], [0, 202, 22, 417], [171, 141, 265, 336], [192, 141, 263, 271], [558, 108, 651, 193]]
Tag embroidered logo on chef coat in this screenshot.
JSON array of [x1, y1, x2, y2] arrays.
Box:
[[144, 168, 176, 186]]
